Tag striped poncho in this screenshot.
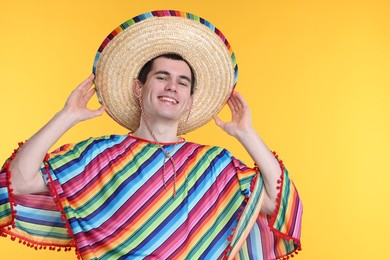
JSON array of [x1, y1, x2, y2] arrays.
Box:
[[0, 134, 302, 259]]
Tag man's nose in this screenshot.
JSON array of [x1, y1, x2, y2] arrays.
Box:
[[164, 81, 177, 92]]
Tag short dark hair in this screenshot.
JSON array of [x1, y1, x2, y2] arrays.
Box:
[[137, 53, 196, 95]]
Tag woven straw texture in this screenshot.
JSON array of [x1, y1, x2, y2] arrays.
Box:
[[93, 10, 238, 134]]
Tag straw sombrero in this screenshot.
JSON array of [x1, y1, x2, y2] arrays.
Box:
[[93, 10, 238, 135]]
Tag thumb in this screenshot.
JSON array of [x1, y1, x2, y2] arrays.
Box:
[[85, 105, 106, 120], [93, 105, 106, 117], [213, 115, 225, 129], [98, 105, 106, 114]]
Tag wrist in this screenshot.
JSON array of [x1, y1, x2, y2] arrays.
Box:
[[55, 109, 80, 128], [236, 127, 258, 143]]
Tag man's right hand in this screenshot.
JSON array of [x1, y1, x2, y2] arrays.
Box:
[[61, 73, 105, 126], [9, 75, 105, 195]]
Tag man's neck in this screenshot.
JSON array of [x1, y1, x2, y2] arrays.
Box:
[[133, 120, 180, 143]]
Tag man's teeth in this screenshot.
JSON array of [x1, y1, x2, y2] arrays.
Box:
[[159, 97, 178, 104]]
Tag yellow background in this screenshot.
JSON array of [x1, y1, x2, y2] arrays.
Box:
[[1, 0, 389, 259]]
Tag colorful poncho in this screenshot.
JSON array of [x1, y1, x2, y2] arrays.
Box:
[[0, 134, 302, 259]]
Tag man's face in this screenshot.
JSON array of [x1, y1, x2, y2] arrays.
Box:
[[137, 57, 193, 124]]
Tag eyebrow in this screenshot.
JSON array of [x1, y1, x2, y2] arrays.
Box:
[[154, 70, 192, 84]]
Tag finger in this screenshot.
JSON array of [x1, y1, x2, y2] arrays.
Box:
[[234, 92, 248, 109], [77, 74, 95, 92], [213, 115, 225, 128], [229, 92, 241, 111], [98, 105, 106, 114], [227, 98, 235, 113], [231, 92, 245, 111], [84, 88, 96, 102], [92, 105, 106, 117], [83, 105, 106, 121]]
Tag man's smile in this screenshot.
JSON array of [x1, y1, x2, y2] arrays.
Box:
[[158, 96, 179, 104]]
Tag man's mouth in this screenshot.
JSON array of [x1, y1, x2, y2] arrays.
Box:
[[158, 96, 178, 104]]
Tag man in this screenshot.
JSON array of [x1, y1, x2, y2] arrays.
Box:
[[0, 10, 302, 259]]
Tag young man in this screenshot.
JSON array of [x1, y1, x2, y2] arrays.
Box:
[[0, 11, 302, 259]]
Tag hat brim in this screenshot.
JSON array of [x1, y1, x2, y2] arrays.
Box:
[[93, 10, 238, 135]]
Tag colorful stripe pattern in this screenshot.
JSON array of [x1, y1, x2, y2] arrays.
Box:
[[92, 10, 238, 88], [234, 167, 303, 259], [0, 153, 72, 249], [0, 135, 302, 259]]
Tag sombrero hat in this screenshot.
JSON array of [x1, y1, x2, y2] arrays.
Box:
[[93, 10, 238, 135]]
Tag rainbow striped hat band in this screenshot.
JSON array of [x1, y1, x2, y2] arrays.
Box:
[[93, 10, 238, 134]]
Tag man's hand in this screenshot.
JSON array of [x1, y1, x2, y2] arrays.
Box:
[[214, 91, 280, 215], [62, 74, 105, 125], [213, 91, 252, 139], [10, 74, 105, 195]]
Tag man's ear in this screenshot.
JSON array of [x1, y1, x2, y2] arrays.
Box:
[[187, 96, 193, 111], [184, 96, 194, 124], [132, 79, 142, 99]]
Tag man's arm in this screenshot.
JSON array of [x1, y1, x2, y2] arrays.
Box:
[[214, 91, 280, 215], [9, 74, 105, 195]]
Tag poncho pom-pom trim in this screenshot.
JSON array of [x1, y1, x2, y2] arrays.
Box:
[[270, 151, 301, 259], [222, 193, 250, 259], [42, 153, 82, 259], [222, 152, 301, 260], [0, 142, 81, 258]]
